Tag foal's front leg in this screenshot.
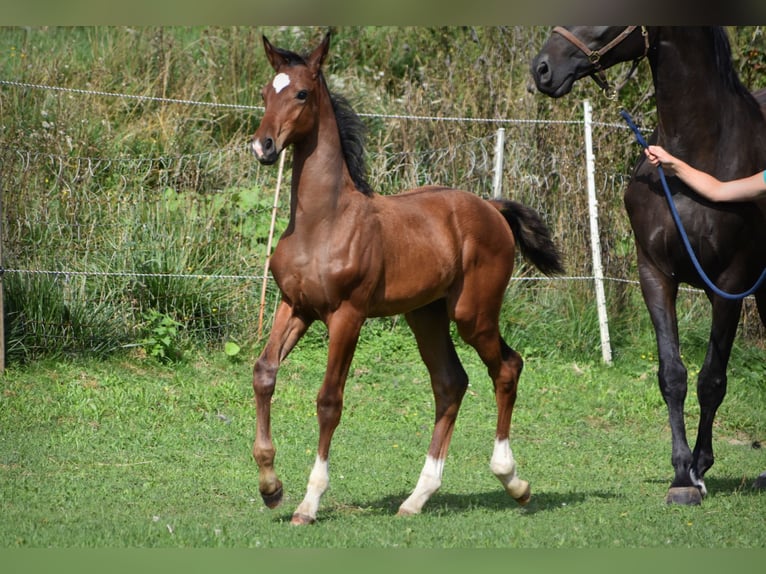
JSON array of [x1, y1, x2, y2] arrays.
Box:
[[291, 308, 364, 525], [253, 301, 311, 509], [398, 302, 468, 516]]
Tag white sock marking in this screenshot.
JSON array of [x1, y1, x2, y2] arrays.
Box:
[[490, 438, 528, 500], [293, 455, 329, 521], [490, 438, 514, 476], [690, 468, 707, 497], [398, 455, 444, 515]]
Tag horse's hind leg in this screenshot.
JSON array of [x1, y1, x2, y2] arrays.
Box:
[[488, 341, 530, 504], [454, 305, 529, 505], [690, 295, 742, 494], [754, 290, 766, 490], [756, 288, 766, 327], [397, 300, 469, 516]]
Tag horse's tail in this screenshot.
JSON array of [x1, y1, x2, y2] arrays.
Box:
[[490, 199, 565, 276]]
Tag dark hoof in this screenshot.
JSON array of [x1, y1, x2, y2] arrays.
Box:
[[514, 483, 532, 506], [752, 472, 766, 490], [261, 485, 284, 509], [291, 512, 316, 525], [665, 486, 702, 506]]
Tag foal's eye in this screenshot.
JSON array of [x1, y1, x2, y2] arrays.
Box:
[[296, 90, 308, 101]]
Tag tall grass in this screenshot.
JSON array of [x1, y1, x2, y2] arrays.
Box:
[[1, 26, 765, 362]]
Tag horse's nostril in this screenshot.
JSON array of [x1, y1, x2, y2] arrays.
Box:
[[536, 60, 550, 79], [263, 138, 274, 151]]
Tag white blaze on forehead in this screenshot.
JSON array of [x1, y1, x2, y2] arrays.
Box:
[[272, 73, 291, 94]]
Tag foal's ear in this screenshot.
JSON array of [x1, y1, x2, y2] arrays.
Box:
[[262, 35, 288, 72], [307, 32, 331, 76]]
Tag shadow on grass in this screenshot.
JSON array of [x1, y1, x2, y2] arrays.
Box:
[[272, 488, 621, 523], [643, 474, 766, 497]]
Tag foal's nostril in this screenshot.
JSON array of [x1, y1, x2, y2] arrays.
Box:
[[263, 137, 274, 152]]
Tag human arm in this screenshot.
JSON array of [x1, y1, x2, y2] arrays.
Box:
[[644, 145, 766, 202]]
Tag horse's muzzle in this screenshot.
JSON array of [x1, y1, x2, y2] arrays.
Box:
[[530, 53, 573, 98], [251, 137, 279, 165]]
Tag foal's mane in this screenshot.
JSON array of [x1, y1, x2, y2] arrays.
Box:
[[328, 89, 374, 196], [275, 43, 374, 196]]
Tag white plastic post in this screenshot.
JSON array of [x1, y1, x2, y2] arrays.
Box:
[[492, 127, 506, 199], [583, 100, 612, 364]]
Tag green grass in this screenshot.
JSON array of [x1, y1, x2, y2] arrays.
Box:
[[1, 319, 764, 548], [1, 26, 765, 550]]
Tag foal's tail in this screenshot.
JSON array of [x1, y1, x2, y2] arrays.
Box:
[[490, 199, 565, 276]]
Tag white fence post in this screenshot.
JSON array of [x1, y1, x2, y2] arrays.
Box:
[[492, 127, 505, 199], [583, 100, 613, 365], [0, 181, 4, 374]]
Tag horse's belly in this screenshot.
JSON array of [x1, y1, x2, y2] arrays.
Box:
[[368, 275, 451, 317]]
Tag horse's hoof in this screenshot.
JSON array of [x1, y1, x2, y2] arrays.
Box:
[[396, 506, 416, 517], [291, 512, 316, 525], [752, 472, 766, 490], [514, 483, 532, 506], [665, 486, 702, 506], [261, 485, 284, 509]]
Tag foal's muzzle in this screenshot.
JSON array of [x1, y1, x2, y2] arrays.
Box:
[[251, 136, 279, 165]]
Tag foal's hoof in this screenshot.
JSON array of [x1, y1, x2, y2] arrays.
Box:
[[665, 486, 702, 506], [290, 512, 316, 526], [513, 483, 532, 506], [752, 472, 766, 490], [261, 485, 284, 509]]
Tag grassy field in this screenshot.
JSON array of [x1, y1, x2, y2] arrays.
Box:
[[1, 314, 764, 548]]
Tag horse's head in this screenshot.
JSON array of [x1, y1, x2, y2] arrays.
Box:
[[531, 26, 650, 98], [251, 32, 331, 165]]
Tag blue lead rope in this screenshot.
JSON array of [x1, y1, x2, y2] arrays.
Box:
[[620, 109, 766, 300]]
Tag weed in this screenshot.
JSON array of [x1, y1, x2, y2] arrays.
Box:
[[140, 309, 184, 364]]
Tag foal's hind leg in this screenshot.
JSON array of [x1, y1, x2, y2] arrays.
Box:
[[455, 309, 530, 505], [397, 300, 469, 516]]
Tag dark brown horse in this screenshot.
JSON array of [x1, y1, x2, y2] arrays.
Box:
[[531, 27, 766, 504], [249, 32, 563, 524]]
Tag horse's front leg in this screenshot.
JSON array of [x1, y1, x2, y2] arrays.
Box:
[[253, 300, 311, 509], [690, 295, 742, 494], [637, 258, 699, 504], [291, 307, 364, 525]]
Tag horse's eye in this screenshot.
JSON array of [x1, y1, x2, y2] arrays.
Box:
[[296, 90, 308, 101]]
